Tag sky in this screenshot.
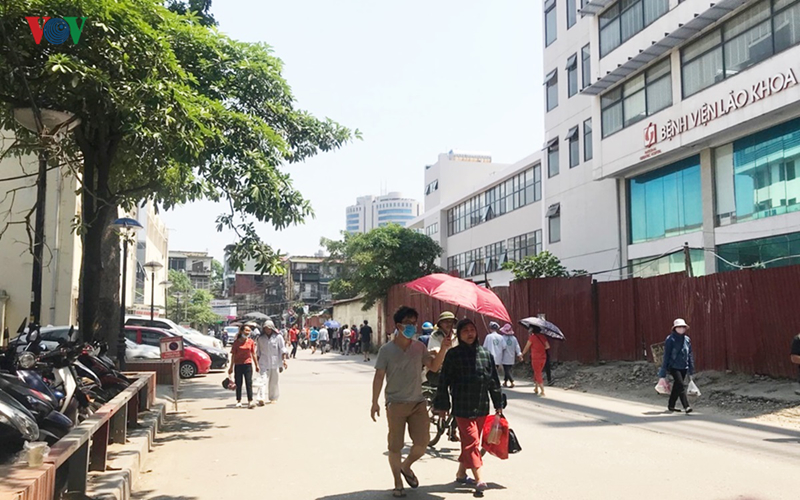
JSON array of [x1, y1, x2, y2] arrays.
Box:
[[161, 0, 544, 262]]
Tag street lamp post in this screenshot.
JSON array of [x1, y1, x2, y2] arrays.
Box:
[[110, 217, 143, 369], [143, 261, 164, 321], [173, 292, 184, 323], [160, 280, 172, 320], [12, 108, 79, 331]]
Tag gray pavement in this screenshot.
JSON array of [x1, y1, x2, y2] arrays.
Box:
[[134, 347, 800, 500]]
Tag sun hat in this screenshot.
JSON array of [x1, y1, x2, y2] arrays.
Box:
[[489, 321, 500, 330], [263, 319, 277, 332], [437, 311, 456, 325], [673, 318, 689, 329], [500, 323, 514, 335]]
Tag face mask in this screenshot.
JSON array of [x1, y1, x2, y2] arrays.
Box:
[[401, 324, 416, 339], [676, 327, 687, 334]]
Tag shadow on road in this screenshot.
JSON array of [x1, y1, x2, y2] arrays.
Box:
[[316, 481, 506, 500], [132, 491, 197, 500], [152, 415, 226, 444]]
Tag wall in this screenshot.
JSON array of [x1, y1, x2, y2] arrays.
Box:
[[0, 149, 82, 338], [332, 297, 384, 348], [386, 265, 800, 378]]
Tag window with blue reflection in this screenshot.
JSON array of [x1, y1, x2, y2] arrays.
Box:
[[717, 231, 800, 272], [731, 118, 800, 223], [629, 155, 702, 244]]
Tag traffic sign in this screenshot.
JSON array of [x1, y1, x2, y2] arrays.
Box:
[[160, 336, 184, 359]]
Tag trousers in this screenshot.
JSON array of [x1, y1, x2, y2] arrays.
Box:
[[290, 341, 298, 358], [455, 416, 487, 469], [234, 364, 253, 402], [256, 368, 280, 402], [502, 364, 515, 383], [668, 368, 690, 409]]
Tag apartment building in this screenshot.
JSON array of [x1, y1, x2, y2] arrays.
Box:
[[168, 250, 214, 290], [345, 192, 421, 233]]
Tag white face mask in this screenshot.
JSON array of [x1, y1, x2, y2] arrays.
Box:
[[676, 327, 687, 334]]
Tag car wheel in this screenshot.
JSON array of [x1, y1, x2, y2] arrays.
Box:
[[180, 361, 197, 379]]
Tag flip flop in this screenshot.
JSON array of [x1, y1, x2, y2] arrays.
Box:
[[456, 476, 477, 486], [400, 468, 419, 489], [392, 488, 407, 498]]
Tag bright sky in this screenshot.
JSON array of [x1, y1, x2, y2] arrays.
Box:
[[161, 0, 544, 262]]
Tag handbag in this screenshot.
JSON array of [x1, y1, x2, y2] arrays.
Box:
[[508, 428, 522, 454]]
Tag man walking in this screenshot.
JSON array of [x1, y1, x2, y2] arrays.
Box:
[[289, 325, 299, 359], [255, 320, 288, 405], [371, 306, 451, 497], [483, 321, 504, 374], [318, 325, 330, 354], [360, 320, 373, 362]]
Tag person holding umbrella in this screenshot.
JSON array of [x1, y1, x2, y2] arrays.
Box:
[[434, 318, 503, 496], [521, 325, 550, 396], [658, 318, 695, 414]]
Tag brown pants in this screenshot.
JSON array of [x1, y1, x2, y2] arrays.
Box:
[[386, 401, 429, 453]]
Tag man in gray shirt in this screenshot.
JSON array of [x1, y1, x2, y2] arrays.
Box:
[[371, 306, 450, 497]]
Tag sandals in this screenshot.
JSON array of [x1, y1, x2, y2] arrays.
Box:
[[456, 476, 477, 486], [400, 468, 419, 489], [392, 488, 406, 498]]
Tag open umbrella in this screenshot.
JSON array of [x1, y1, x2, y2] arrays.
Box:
[[518, 317, 565, 341], [324, 320, 341, 329], [405, 273, 511, 323], [245, 312, 269, 321]]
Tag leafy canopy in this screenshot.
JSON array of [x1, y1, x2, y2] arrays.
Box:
[[167, 269, 219, 326], [501, 251, 587, 281], [322, 225, 443, 309]]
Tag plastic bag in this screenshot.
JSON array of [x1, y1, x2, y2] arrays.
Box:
[[655, 377, 671, 395], [687, 379, 701, 397], [481, 415, 509, 460], [24, 441, 50, 467]]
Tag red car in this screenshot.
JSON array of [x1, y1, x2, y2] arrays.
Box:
[[124, 326, 212, 378]]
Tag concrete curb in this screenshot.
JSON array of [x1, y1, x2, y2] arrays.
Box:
[[82, 401, 166, 500]]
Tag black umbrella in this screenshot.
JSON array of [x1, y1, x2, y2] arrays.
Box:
[[518, 317, 565, 341]]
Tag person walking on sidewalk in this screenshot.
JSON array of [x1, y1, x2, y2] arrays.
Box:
[[659, 318, 695, 414], [309, 327, 319, 354], [521, 325, 550, 396], [289, 326, 299, 359], [483, 321, 504, 375], [255, 320, 288, 405], [371, 306, 451, 498], [341, 324, 351, 355], [360, 320, 373, 362], [434, 318, 503, 497], [499, 323, 522, 388], [228, 324, 259, 409]]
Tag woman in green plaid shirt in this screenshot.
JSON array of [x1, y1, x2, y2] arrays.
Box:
[[434, 318, 503, 496]]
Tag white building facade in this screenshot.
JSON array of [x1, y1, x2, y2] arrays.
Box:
[[345, 192, 421, 233]]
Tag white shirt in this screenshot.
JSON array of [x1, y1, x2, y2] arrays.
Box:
[[318, 327, 329, 342], [499, 334, 522, 365], [427, 329, 457, 352], [483, 331, 504, 364], [256, 332, 286, 371]]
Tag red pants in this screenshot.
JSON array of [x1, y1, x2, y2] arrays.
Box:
[[456, 416, 487, 469], [531, 356, 546, 385]]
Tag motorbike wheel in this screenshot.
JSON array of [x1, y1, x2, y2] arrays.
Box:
[[179, 361, 197, 379]]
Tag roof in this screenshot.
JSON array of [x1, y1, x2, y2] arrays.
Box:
[[582, 0, 745, 96], [168, 250, 213, 259], [332, 295, 366, 306]]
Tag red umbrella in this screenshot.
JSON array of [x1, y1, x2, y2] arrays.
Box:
[[404, 273, 511, 323]]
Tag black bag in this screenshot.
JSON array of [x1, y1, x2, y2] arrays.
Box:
[[508, 428, 522, 454]]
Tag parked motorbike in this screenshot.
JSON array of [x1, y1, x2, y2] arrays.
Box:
[[0, 387, 40, 463]]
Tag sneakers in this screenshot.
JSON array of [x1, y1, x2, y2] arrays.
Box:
[[668, 407, 682, 412], [685, 407, 693, 414], [248, 401, 256, 409], [235, 402, 243, 408]]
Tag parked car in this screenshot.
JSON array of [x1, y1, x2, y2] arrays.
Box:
[[125, 339, 160, 360], [124, 316, 223, 349], [223, 326, 239, 346], [124, 326, 212, 378], [10, 326, 79, 352]]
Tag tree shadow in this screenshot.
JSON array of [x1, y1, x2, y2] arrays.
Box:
[[150, 415, 225, 444], [132, 490, 198, 500]]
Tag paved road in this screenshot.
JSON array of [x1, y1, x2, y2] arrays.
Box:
[[135, 347, 800, 500]]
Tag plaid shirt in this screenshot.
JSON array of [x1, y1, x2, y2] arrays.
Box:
[[433, 343, 503, 418]]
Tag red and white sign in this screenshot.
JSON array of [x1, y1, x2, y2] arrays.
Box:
[[160, 336, 184, 359]]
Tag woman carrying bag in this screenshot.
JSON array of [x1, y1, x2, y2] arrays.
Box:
[[658, 318, 695, 414], [434, 318, 503, 497], [228, 324, 259, 409]]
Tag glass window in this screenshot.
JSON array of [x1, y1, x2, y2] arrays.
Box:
[[546, 70, 559, 111], [568, 128, 580, 168], [584, 118, 593, 161], [774, 1, 800, 52], [601, 58, 672, 137], [546, 0, 558, 47], [628, 155, 703, 243], [630, 249, 706, 277], [567, 0, 577, 28], [714, 117, 800, 224], [548, 142, 560, 177], [567, 55, 578, 98], [600, 0, 669, 57], [581, 44, 591, 89], [717, 231, 800, 272], [549, 214, 561, 243]]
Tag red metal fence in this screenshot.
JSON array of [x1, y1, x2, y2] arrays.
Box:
[[385, 265, 800, 378]]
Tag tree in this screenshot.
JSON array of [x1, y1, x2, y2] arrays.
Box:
[[167, 269, 218, 326], [501, 251, 588, 281], [166, 0, 217, 26], [0, 0, 356, 345], [210, 259, 224, 298], [321, 225, 443, 309]]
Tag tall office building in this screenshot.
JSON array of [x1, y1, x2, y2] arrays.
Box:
[[345, 192, 421, 233]]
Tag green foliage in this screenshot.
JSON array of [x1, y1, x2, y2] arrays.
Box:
[[321, 225, 443, 310], [166, 0, 217, 26], [210, 259, 224, 298], [0, 0, 356, 337], [167, 269, 219, 325], [501, 251, 588, 281]]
